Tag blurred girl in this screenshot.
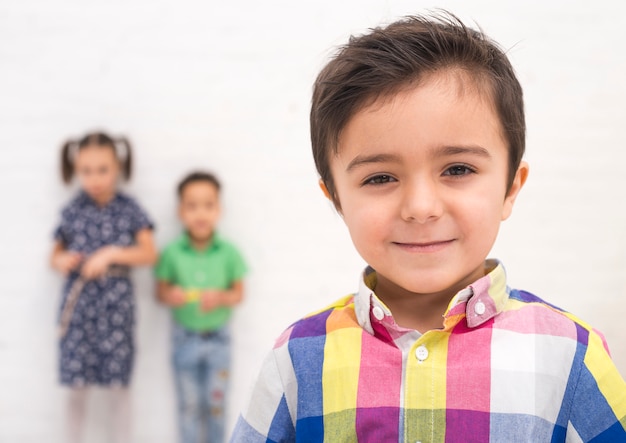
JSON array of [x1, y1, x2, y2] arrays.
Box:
[[50, 131, 157, 443]]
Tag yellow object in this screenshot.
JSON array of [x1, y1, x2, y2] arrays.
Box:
[[186, 289, 200, 302]]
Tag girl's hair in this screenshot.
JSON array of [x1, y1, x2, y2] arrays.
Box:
[[60, 131, 133, 184]]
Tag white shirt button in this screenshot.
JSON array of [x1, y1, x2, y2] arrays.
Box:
[[372, 306, 385, 321], [415, 345, 429, 362], [474, 301, 486, 315]]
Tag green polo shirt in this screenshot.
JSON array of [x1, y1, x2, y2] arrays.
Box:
[[155, 232, 247, 332]]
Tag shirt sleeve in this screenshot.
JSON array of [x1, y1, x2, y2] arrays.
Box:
[[155, 246, 174, 282], [128, 197, 155, 234], [53, 207, 70, 244], [567, 328, 626, 441], [230, 333, 296, 442], [53, 221, 67, 244], [227, 243, 248, 283]]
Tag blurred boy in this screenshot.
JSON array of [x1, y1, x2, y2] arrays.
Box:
[[157, 171, 247, 443]]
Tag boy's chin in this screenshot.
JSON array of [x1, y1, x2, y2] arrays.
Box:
[[187, 230, 214, 243]]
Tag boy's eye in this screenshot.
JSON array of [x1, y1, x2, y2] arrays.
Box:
[[363, 174, 396, 185], [443, 165, 476, 177]]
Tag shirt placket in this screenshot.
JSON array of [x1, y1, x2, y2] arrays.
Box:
[[402, 331, 447, 443]]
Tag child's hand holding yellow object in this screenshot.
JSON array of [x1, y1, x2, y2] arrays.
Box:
[[186, 289, 201, 302]]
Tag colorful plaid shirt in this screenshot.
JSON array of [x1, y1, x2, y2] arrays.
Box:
[[231, 260, 626, 442]]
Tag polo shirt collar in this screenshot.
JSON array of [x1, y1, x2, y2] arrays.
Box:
[[180, 231, 223, 251], [354, 259, 509, 335]]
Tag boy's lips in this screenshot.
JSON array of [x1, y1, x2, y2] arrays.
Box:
[[392, 239, 455, 252]]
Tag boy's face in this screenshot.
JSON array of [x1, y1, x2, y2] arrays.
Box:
[[178, 181, 221, 243], [327, 71, 528, 300]]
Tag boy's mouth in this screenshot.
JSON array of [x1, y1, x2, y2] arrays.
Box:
[[392, 239, 455, 252]]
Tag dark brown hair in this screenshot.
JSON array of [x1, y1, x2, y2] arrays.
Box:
[[61, 131, 133, 184], [310, 11, 525, 206], [177, 171, 221, 199]]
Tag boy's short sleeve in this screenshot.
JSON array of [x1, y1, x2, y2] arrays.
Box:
[[155, 246, 174, 282], [227, 243, 248, 283]]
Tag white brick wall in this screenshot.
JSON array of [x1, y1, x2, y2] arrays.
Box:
[[1, 1, 624, 441]]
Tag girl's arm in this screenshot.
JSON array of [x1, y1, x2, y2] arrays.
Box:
[[81, 228, 158, 279], [105, 228, 158, 266], [50, 240, 82, 275]]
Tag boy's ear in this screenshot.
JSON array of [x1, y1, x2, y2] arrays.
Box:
[[319, 179, 332, 200], [501, 161, 529, 221], [319, 179, 342, 214]]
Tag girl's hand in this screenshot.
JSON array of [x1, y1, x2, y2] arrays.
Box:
[[163, 286, 187, 307], [200, 290, 222, 312], [52, 251, 83, 275], [81, 247, 116, 280]]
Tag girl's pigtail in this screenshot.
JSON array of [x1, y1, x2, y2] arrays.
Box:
[[118, 137, 133, 181], [61, 140, 75, 184]]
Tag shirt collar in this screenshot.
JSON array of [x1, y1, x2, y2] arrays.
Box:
[[78, 190, 121, 208], [179, 231, 222, 251], [354, 259, 509, 335]]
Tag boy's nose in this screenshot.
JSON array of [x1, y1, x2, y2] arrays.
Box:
[[400, 179, 443, 223]]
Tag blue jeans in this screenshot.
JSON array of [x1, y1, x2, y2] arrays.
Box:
[[172, 323, 231, 443]]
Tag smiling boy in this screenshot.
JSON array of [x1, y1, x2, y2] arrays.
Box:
[[231, 12, 626, 442], [329, 72, 524, 334]]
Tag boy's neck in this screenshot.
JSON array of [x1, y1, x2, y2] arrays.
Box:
[[187, 232, 214, 251], [374, 273, 481, 332]]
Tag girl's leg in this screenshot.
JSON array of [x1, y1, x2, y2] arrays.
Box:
[[66, 387, 88, 443], [110, 386, 132, 443]]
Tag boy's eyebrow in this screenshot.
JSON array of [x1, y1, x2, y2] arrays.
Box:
[[436, 145, 492, 158], [345, 153, 402, 172], [346, 146, 492, 172]]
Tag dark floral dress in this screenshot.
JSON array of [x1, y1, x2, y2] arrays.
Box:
[[54, 191, 154, 387]]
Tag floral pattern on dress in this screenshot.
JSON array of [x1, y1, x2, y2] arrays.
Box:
[[54, 191, 154, 387]]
